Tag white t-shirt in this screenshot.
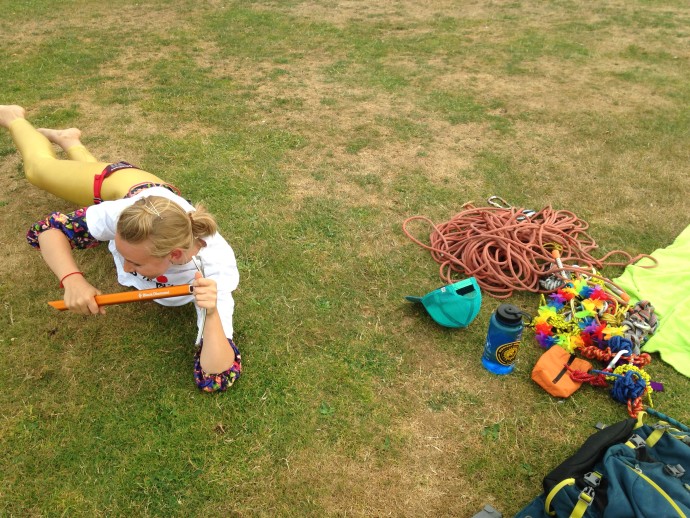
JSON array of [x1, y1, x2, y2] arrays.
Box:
[[85, 187, 239, 339]]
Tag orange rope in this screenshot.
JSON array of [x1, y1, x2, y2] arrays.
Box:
[[402, 203, 656, 299], [567, 365, 609, 387], [627, 396, 645, 418]]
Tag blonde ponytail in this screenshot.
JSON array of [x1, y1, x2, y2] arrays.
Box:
[[188, 205, 218, 240]]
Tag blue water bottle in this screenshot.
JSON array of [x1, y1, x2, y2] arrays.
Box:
[[482, 304, 524, 374]]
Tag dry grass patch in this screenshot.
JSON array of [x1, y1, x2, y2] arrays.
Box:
[[239, 65, 495, 203], [284, 0, 519, 27]]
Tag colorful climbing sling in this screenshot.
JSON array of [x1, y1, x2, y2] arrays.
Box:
[[515, 410, 690, 517]]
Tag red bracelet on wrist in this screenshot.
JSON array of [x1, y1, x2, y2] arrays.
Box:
[[59, 271, 83, 288]]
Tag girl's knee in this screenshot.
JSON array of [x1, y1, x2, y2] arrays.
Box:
[[23, 160, 43, 187], [22, 156, 56, 188]]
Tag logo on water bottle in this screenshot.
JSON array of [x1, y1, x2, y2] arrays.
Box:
[[495, 341, 520, 365]]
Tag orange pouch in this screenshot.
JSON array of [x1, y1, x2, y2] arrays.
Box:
[[531, 345, 592, 398]]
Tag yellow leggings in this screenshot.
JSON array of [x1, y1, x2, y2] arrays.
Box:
[[9, 118, 166, 207]]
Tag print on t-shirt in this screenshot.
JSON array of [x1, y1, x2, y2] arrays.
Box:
[[129, 271, 174, 288]]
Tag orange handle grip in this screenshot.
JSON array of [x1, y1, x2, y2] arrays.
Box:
[[48, 284, 193, 311]]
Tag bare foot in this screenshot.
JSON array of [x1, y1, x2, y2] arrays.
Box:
[[0, 105, 26, 128], [37, 127, 83, 149]]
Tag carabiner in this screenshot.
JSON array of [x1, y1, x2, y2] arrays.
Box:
[[487, 195, 512, 209], [191, 255, 207, 346]]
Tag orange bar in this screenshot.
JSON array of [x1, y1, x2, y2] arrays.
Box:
[[48, 284, 193, 311]]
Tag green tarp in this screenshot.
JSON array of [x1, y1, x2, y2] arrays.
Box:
[[614, 224, 690, 378]]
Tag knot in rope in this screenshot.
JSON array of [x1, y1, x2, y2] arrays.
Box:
[[567, 365, 608, 387], [608, 369, 647, 404], [608, 335, 634, 354]]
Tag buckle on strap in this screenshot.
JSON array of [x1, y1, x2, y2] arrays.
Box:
[[664, 464, 686, 478], [578, 486, 596, 506], [626, 434, 646, 449], [93, 161, 138, 204], [583, 471, 602, 488]]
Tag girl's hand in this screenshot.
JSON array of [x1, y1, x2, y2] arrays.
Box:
[[62, 275, 106, 315], [192, 271, 218, 314]]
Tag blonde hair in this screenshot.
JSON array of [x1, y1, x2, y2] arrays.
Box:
[[117, 196, 218, 257]]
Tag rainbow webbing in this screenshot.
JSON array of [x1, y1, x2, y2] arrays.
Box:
[[531, 278, 658, 417], [532, 278, 658, 369], [533, 280, 626, 351]]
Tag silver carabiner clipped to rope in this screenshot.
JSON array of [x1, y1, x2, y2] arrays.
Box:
[[487, 195, 536, 221], [487, 195, 512, 209]]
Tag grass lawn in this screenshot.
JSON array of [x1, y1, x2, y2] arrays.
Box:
[[1, 1, 689, 516]]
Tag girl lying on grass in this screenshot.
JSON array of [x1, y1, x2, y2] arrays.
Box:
[[0, 105, 241, 393]]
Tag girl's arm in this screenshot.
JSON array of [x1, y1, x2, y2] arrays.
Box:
[[191, 271, 236, 373], [37, 229, 105, 315], [28, 208, 104, 315]]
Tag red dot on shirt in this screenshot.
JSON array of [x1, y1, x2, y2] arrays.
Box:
[[156, 276, 168, 283]]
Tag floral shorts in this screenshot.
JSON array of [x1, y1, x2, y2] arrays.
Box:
[[194, 339, 242, 392]]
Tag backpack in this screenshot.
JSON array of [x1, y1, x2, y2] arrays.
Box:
[[515, 411, 690, 517]]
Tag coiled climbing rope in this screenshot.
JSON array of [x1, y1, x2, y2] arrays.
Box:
[[402, 201, 656, 299]]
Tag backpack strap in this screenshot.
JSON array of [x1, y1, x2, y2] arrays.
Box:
[[570, 487, 594, 518], [632, 410, 667, 448], [647, 425, 667, 447], [544, 471, 603, 518], [570, 471, 603, 518], [544, 478, 575, 516]]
